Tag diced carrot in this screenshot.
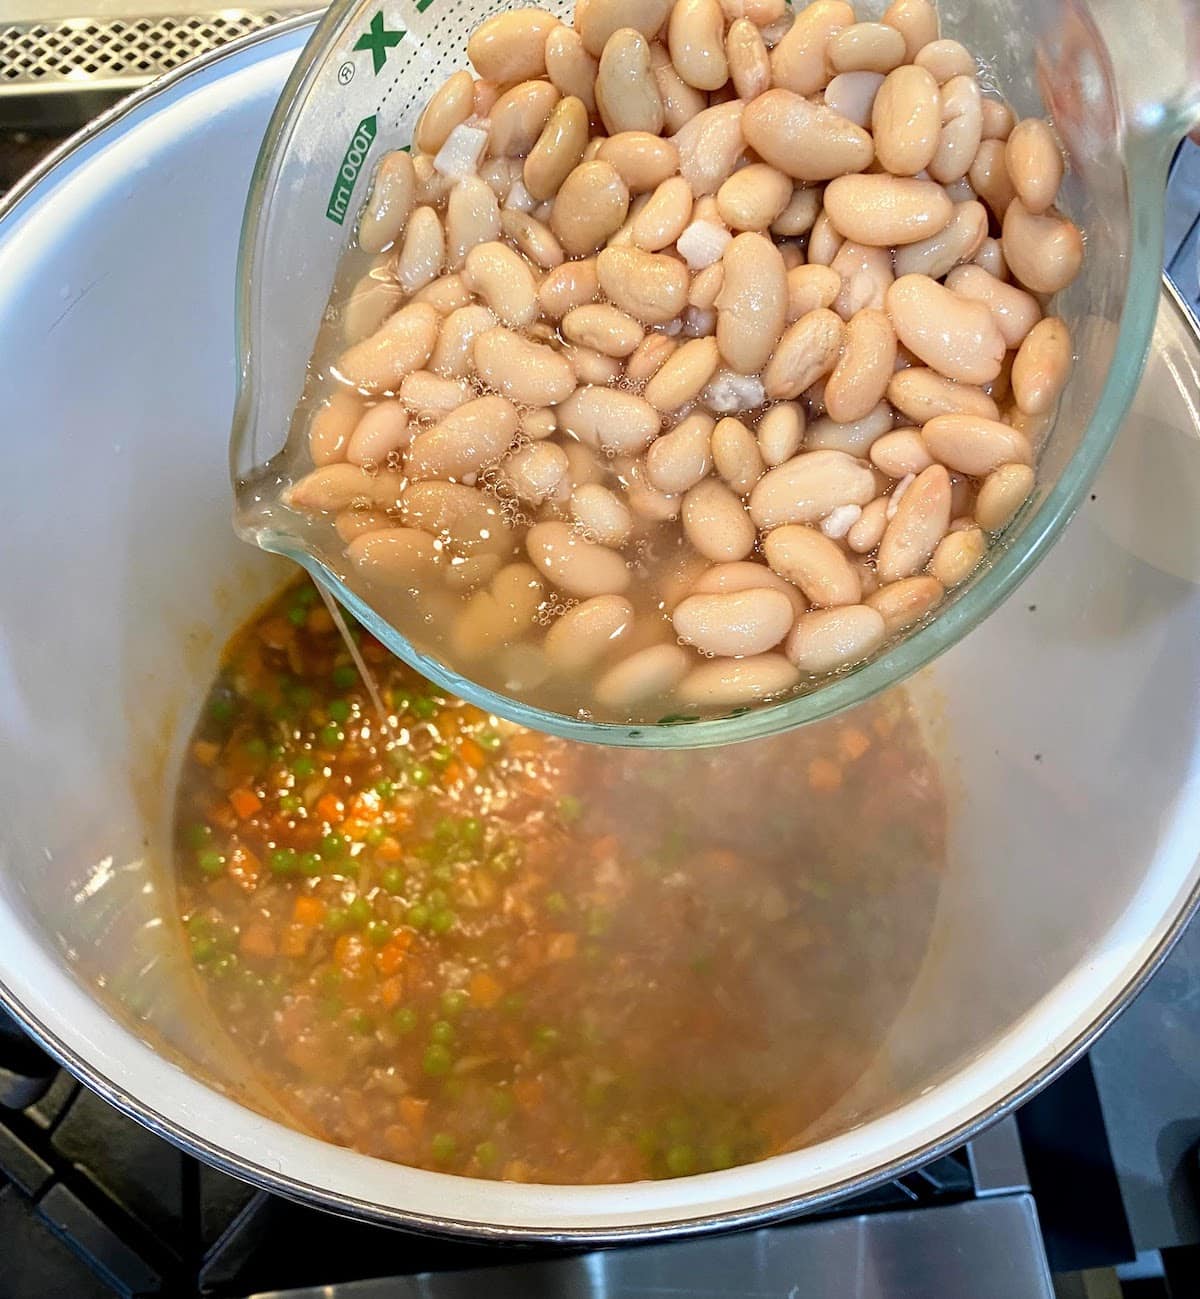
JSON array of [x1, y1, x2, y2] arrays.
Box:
[[280, 923, 311, 959], [838, 727, 872, 762], [442, 760, 464, 786], [306, 607, 334, 633], [226, 845, 261, 890], [191, 740, 220, 768], [502, 1159, 532, 1182], [589, 835, 620, 862], [807, 757, 843, 792], [378, 975, 405, 1009], [546, 932, 577, 962], [257, 616, 295, 650], [398, 1095, 429, 1135], [513, 1076, 545, 1110], [210, 802, 238, 833], [239, 919, 276, 960], [333, 932, 367, 974], [382, 1123, 418, 1162], [292, 895, 326, 927], [316, 794, 345, 824], [377, 937, 411, 976], [469, 970, 504, 1008], [375, 836, 403, 862], [459, 737, 486, 770], [229, 787, 263, 819], [391, 806, 413, 831]]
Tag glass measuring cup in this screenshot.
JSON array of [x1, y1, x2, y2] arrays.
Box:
[[230, 0, 1200, 748]]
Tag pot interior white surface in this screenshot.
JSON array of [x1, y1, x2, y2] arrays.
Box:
[[1, 23, 1200, 1236]]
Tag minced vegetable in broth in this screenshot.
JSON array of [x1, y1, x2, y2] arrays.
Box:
[[175, 576, 945, 1183]]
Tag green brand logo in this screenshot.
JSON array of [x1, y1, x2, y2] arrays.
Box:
[[326, 115, 378, 226], [354, 11, 403, 74]]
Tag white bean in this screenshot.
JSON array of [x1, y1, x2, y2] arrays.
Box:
[[594, 644, 691, 710], [865, 574, 944, 634], [716, 232, 788, 374], [405, 395, 519, 480], [785, 604, 886, 672], [474, 327, 576, 405], [748, 448, 876, 529], [558, 385, 662, 454], [682, 478, 757, 560], [526, 520, 631, 596], [673, 587, 795, 656], [678, 654, 801, 706], [712, 416, 768, 494], [570, 483, 635, 545], [647, 412, 715, 492], [545, 594, 636, 672]]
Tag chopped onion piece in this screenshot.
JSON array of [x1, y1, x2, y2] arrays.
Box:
[[434, 124, 489, 178], [677, 220, 732, 270]]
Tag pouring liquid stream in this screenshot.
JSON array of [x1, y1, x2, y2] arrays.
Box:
[[314, 580, 393, 737]]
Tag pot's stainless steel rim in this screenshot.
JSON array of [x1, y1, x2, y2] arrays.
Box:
[[2, 18, 1200, 1245]]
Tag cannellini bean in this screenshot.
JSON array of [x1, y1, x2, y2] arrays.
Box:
[[712, 416, 767, 493], [473, 327, 576, 405], [763, 308, 845, 400], [405, 395, 519, 480], [929, 524, 986, 586], [865, 574, 944, 634], [714, 232, 788, 374], [823, 174, 952, 246], [830, 21, 906, 73], [646, 412, 715, 492], [359, 151, 416, 254], [347, 400, 411, 467], [771, 191, 821, 244], [770, 0, 853, 96], [672, 100, 747, 196], [596, 28, 664, 134], [488, 80, 560, 158], [452, 563, 546, 658], [562, 303, 645, 356], [1005, 117, 1063, 215], [981, 97, 1016, 140], [786, 603, 886, 672], [526, 520, 630, 596], [893, 201, 988, 279], [538, 256, 599, 318], [289, 464, 406, 513], [445, 178, 502, 271], [824, 308, 897, 424], [716, 164, 793, 232], [846, 495, 889, 552], [678, 654, 801, 706], [975, 461, 1035, 531], [644, 336, 722, 411], [870, 427, 933, 478], [945, 263, 1040, 348], [429, 304, 497, 378], [626, 331, 679, 384], [308, 390, 360, 465], [974, 237, 1008, 280], [550, 160, 631, 255], [336, 302, 440, 392], [689, 261, 725, 310], [693, 558, 807, 613], [570, 483, 635, 545], [467, 8, 558, 81], [930, 74, 983, 185], [871, 65, 941, 176], [500, 210, 565, 270], [394, 206, 446, 294], [633, 176, 695, 250], [565, 340, 620, 382], [757, 402, 805, 466], [914, 38, 974, 82], [743, 89, 873, 181], [499, 441, 570, 505], [546, 26, 599, 111], [594, 643, 690, 709], [1012, 316, 1071, 416], [522, 409, 559, 444], [335, 509, 393, 542], [578, 0, 674, 55], [616, 455, 683, 521], [830, 241, 895, 318], [412, 152, 452, 206], [545, 594, 635, 671], [682, 478, 757, 559], [412, 273, 473, 313], [887, 367, 999, 422], [595, 131, 680, 191], [524, 95, 590, 200], [1001, 199, 1084, 294], [402, 480, 510, 542], [807, 210, 844, 267], [805, 401, 893, 455], [558, 384, 662, 453], [875, 462, 951, 581], [787, 263, 842, 320], [726, 18, 771, 99], [765, 525, 862, 606], [416, 70, 475, 155], [348, 528, 441, 583], [673, 587, 795, 655], [748, 448, 876, 528], [921, 414, 1033, 475], [968, 139, 1016, 223], [463, 241, 538, 326], [341, 264, 404, 343], [669, 0, 729, 91], [886, 274, 1005, 385], [880, 0, 938, 58]]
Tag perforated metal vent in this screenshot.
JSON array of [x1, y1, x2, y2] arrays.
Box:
[[0, 10, 308, 93]]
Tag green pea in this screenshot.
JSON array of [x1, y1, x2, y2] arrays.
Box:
[[409, 763, 431, 788], [500, 992, 525, 1016], [209, 953, 238, 979], [268, 847, 298, 876], [296, 851, 321, 877], [184, 823, 213, 850], [197, 850, 227, 877], [434, 817, 457, 843], [423, 1044, 453, 1076], [477, 731, 502, 751], [393, 1006, 418, 1033], [279, 794, 302, 813], [429, 1019, 455, 1046], [556, 794, 583, 823], [430, 1132, 456, 1163], [287, 605, 307, 627], [365, 825, 386, 846], [474, 1140, 498, 1168], [321, 833, 348, 858], [430, 745, 453, 768], [328, 699, 352, 724], [332, 663, 358, 690], [431, 863, 454, 886], [268, 742, 287, 761], [708, 1141, 735, 1171], [533, 1025, 560, 1052], [440, 989, 468, 1018], [489, 1088, 515, 1117], [325, 906, 350, 933], [380, 867, 405, 894], [488, 844, 519, 875], [411, 696, 437, 720], [586, 907, 610, 938], [459, 817, 483, 845], [426, 888, 448, 909], [429, 908, 456, 935], [389, 688, 413, 713], [296, 585, 319, 607], [319, 724, 344, 749], [292, 755, 316, 779], [545, 891, 567, 915], [347, 895, 372, 925], [665, 1145, 696, 1177], [244, 737, 268, 762], [209, 695, 235, 725], [406, 904, 430, 930], [190, 936, 217, 963], [347, 1009, 373, 1036], [289, 685, 316, 710], [318, 968, 342, 992], [366, 919, 392, 946], [373, 778, 395, 799]]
